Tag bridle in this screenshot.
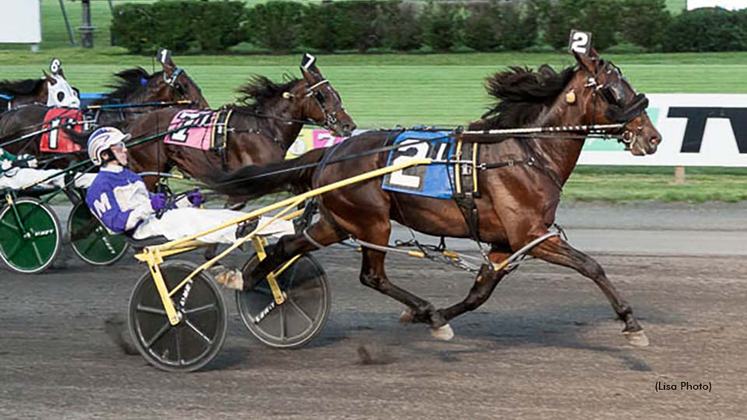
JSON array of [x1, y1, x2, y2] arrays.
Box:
[[305, 78, 343, 131], [163, 67, 190, 100], [582, 60, 649, 147]]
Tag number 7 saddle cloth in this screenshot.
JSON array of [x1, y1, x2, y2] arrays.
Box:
[[163, 109, 232, 151], [382, 130, 479, 200]]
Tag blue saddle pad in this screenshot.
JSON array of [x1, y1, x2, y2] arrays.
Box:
[[382, 131, 456, 199]]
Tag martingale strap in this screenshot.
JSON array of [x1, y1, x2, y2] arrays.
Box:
[[452, 139, 481, 242]]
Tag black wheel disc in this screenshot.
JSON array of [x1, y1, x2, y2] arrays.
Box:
[[237, 254, 331, 349], [128, 261, 227, 372]]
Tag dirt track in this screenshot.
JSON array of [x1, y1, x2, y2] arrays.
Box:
[[1, 236, 745, 419]]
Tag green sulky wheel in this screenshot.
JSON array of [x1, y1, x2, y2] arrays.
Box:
[[0, 197, 61, 274], [237, 254, 331, 349], [129, 261, 228, 372], [68, 202, 129, 266]]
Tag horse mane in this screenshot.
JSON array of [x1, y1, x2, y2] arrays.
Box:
[[233, 75, 299, 113], [0, 78, 45, 96], [105, 67, 162, 102], [481, 65, 576, 128]]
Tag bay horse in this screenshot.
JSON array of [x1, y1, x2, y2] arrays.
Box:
[[122, 55, 356, 196], [211, 49, 661, 346], [0, 53, 208, 163], [0, 76, 49, 111]]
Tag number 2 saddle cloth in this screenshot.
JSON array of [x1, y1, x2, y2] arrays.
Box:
[[40, 108, 87, 153], [163, 109, 232, 151], [381, 130, 479, 199]]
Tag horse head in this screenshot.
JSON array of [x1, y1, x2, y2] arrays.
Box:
[[289, 53, 356, 138], [43, 70, 80, 109], [154, 49, 210, 109], [571, 49, 660, 156], [106, 51, 209, 109]]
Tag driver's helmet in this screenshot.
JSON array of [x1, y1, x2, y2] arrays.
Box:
[[87, 127, 131, 166]]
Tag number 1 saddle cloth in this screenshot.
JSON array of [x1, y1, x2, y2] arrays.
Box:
[[163, 109, 232, 151], [40, 108, 86, 153], [382, 130, 479, 199]]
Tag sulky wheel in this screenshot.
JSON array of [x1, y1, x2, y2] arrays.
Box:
[[0, 197, 61, 274], [68, 202, 129, 266], [237, 253, 331, 349], [128, 261, 228, 372]]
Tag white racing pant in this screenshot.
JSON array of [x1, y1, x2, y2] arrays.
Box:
[[131, 208, 296, 244], [0, 168, 96, 190]]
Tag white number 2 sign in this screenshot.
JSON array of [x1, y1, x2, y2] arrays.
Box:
[[568, 30, 592, 55]]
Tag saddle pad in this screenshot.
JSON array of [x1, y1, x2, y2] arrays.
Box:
[[40, 108, 85, 153], [164, 110, 227, 150], [382, 131, 456, 199]]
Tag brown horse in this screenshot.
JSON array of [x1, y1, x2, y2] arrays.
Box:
[[0, 76, 49, 111], [211, 50, 661, 346], [0, 53, 208, 162], [123, 55, 356, 196]]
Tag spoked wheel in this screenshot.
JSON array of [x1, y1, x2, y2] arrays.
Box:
[[0, 197, 61, 274], [68, 202, 129, 266], [237, 253, 331, 349], [128, 261, 228, 372]]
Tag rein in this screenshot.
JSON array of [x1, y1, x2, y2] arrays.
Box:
[[85, 100, 194, 111]]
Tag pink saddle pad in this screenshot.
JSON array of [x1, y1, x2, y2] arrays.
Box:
[[164, 110, 218, 150]]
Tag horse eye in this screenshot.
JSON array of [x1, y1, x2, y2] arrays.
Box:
[[315, 92, 325, 102], [57, 92, 65, 101]]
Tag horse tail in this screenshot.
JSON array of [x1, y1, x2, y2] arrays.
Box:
[[209, 147, 327, 198]]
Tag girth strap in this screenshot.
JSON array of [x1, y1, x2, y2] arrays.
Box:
[[452, 140, 482, 243], [210, 109, 233, 171]]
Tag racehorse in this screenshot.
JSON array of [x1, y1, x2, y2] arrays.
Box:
[[0, 53, 208, 163], [210, 49, 661, 346], [121, 54, 356, 195]]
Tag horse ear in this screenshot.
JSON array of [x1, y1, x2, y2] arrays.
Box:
[[42, 70, 57, 85], [300, 53, 321, 84], [158, 49, 177, 76], [573, 50, 597, 74]]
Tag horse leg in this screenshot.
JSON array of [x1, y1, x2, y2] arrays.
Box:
[[360, 246, 452, 340], [435, 249, 512, 322], [529, 235, 648, 347], [242, 218, 344, 291]]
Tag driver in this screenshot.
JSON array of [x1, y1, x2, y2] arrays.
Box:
[[84, 127, 293, 289]]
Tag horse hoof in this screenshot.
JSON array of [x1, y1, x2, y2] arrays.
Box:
[[623, 330, 649, 347], [430, 324, 454, 341], [399, 308, 415, 324]]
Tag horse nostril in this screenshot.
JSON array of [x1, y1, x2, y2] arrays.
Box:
[[650, 136, 660, 145]]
